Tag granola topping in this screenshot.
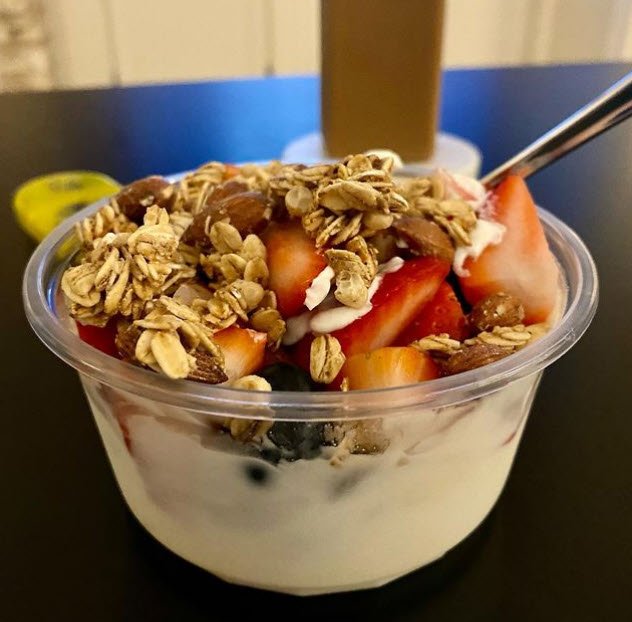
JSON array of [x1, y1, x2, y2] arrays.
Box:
[[250, 307, 286, 350], [465, 323, 547, 349], [170, 161, 228, 214], [224, 418, 273, 443], [231, 375, 272, 391], [334, 270, 368, 309], [410, 334, 462, 357], [270, 154, 410, 249], [75, 200, 137, 249], [57, 154, 562, 467], [62, 155, 556, 405], [400, 175, 479, 246], [64, 206, 195, 326], [129, 294, 226, 380], [310, 335, 346, 384], [285, 185, 314, 217]]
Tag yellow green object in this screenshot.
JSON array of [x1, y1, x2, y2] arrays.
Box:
[[13, 171, 121, 242]]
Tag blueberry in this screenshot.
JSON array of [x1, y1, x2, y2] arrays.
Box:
[[258, 364, 323, 461], [258, 363, 317, 392], [244, 463, 271, 485], [267, 422, 325, 461], [260, 447, 282, 465]]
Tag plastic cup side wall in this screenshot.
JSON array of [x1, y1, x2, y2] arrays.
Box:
[[79, 370, 542, 595]]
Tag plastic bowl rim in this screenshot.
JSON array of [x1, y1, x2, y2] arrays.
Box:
[[22, 178, 599, 419]]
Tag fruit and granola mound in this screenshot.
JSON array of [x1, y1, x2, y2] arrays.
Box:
[[61, 155, 560, 459]]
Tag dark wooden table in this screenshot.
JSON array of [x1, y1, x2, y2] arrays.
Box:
[[2, 64, 631, 621]]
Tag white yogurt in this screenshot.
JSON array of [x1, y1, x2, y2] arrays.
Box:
[[83, 371, 541, 596], [440, 170, 488, 212], [309, 277, 382, 333], [283, 257, 406, 341], [309, 257, 405, 334], [453, 219, 506, 277], [379, 256, 405, 274]]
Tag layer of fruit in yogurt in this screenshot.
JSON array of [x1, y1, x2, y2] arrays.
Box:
[[61, 154, 560, 456]]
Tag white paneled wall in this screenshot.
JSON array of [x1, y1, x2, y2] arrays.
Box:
[[541, 0, 632, 63], [444, 0, 534, 67], [108, 0, 267, 84], [445, 0, 632, 67], [270, 0, 319, 75], [44, 0, 111, 88], [36, 0, 632, 91]]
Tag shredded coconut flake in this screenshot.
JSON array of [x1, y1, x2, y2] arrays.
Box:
[[282, 311, 313, 346], [304, 266, 335, 310], [309, 257, 405, 334]]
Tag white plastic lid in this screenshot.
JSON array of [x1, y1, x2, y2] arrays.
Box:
[[281, 131, 482, 178]]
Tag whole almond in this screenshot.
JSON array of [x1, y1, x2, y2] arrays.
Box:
[[212, 192, 271, 234], [393, 217, 454, 263], [115, 320, 142, 363], [206, 180, 249, 204], [182, 191, 271, 248], [115, 176, 173, 224], [470, 292, 525, 332], [188, 350, 229, 384], [440, 343, 512, 375]]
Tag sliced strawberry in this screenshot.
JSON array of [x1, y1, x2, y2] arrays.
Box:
[[98, 385, 136, 452], [76, 320, 120, 358], [395, 281, 467, 344], [291, 334, 315, 373], [265, 222, 327, 318], [341, 347, 439, 390], [332, 257, 449, 356], [460, 176, 559, 323], [213, 327, 267, 381], [262, 346, 295, 368]]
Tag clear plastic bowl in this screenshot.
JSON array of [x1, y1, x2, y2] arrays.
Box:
[[23, 195, 597, 596]]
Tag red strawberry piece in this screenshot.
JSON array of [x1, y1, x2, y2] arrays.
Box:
[[76, 320, 120, 358], [262, 346, 295, 368], [98, 385, 136, 453], [460, 176, 559, 323], [109, 395, 136, 453], [212, 327, 267, 381], [502, 429, 519, 447], [341, 347, 440, 390], [291, 334, 315, 373], [395, 281, 468, 344], [265, 222, 327, 318], [332, 257, 449, 357]]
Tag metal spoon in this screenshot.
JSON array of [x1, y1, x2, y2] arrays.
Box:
[[481, 70, 632, 188]]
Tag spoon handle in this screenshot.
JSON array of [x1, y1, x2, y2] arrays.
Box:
[[480, 71, 632, 188]]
